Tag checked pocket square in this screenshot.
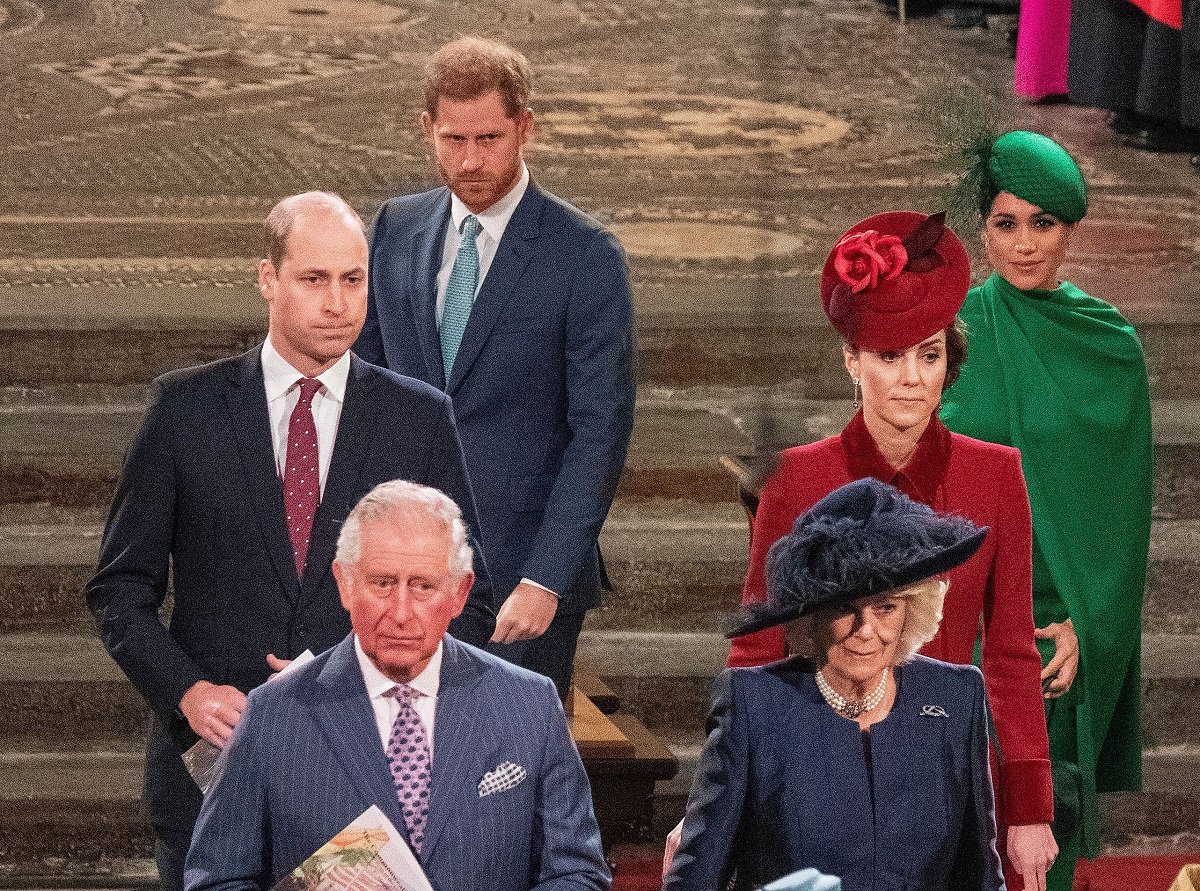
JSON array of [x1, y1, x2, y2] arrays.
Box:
[[478, 761, 526, 797]]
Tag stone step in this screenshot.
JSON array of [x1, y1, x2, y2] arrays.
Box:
[[0, 298, 1196, 396], [595, 502, 1200, 635], [5, 629, 1194, 753], [577, 631, 1200, 753], [2, 390, 1197, 513], [2, 502, 1196, 635]]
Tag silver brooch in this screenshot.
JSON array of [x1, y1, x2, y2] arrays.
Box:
[[921, 705, 948, 718]]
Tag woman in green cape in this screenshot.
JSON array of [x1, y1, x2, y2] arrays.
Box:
[[941, 130, 1153, 891]]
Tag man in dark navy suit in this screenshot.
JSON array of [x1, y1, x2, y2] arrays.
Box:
[[185, 480, 609, 891], [86, 192, 493, 891], [356, 37, 636, 695]]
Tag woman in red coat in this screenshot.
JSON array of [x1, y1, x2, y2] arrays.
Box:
[[727, 211, 1057, 891]]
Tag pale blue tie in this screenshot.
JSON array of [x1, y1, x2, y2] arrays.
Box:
[[440, 215, 481, 378]]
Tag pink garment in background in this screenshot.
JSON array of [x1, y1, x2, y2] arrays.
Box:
[[1014, 0, 1072, 98]]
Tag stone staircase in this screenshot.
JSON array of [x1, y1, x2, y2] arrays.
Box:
[[4, 0, 1200, 884], [2, 290, 1199, 881]]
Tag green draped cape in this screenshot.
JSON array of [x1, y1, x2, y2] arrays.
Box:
[[941, 272, 1152, 856]]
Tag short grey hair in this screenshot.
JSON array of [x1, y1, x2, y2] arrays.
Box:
[[784, 578, 947, 666], [262, 191, 365, 270], [336, 480, 473, 576]]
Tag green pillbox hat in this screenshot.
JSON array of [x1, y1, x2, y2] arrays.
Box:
[[987, 131, 1088, 223]]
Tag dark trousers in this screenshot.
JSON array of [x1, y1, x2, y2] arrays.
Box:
[[155, 826, 191, 891], [489, 609, 586, 699]]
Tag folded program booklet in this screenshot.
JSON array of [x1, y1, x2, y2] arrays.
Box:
[[271, 805, 434, 891], [183, 650, 316, 794]]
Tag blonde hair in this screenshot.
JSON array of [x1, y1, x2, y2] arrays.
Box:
[[785, 577, 947, 665]]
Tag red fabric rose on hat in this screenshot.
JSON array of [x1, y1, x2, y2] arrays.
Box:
[[831, 230, 909, 294]]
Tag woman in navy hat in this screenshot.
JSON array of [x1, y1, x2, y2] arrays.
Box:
[[723, 211, 1056, 890], [665, 478, 1003, 891]]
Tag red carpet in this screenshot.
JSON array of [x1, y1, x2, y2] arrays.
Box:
[[615, 855, 1200, 891]]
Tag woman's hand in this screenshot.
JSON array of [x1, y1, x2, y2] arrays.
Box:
[[1008, 822, 1058, 891], [662, 818, 684, 879], [1035, 617, 1079, 698]]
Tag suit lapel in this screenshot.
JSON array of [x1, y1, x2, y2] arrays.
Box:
[[298, 357, 374, 605], [223, 347, 299, 599], [445, 184, 542, 394], [308, 637, 412, 841], [420, 636, 488, 859], [412, 193, 451, 389]]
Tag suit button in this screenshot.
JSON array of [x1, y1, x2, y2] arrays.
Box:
[[296, 625, 308, 639]]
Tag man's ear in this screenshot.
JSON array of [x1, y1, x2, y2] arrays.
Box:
[[333, 560, 352, 612], [258, 258, 276, 303], [421, 110, 435, 144], [451, 571, 474, 618], [515, 107, 533, 146]]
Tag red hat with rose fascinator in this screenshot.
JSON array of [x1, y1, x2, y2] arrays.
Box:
[[819, 211, 970, 351]]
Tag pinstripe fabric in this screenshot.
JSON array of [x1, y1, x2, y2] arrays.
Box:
[[184, 635, 610, 891]]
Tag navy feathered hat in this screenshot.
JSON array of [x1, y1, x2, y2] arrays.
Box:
[[727, 478, 988, 638]]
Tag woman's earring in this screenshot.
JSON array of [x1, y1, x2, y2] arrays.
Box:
[[852, 377, 860, 410]]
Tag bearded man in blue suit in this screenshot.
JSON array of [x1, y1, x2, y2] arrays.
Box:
[[185, 480, 610, 891], [354, 36, 636, 696]]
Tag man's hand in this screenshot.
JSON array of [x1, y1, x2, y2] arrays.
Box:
[[179, 680, 247, 748], [662, 817, 684, 879], [1035, 618, 1079, 699], [265, 653, 292, 680], [1008, 822, 1058, 891], [491, 581, 559, 644]]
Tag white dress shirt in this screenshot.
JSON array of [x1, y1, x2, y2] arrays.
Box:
[[435, 164, 530, 325], [261, 337, 351, 495], [355, 636, 442, 757]]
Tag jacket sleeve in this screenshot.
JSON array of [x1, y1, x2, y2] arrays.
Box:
[[531, 676, 613, 891], [84, 382, 206, 719], [424, 389, 497, 646], [726, 471, 793, 668], [981, 449, 1054, 825], [184, 692, 272, 891], [663, 670, 749, 891], [519, 229, 635, 601], [953, 668, 1006, 891]]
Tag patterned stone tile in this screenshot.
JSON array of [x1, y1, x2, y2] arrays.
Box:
[[38, 42, 388, 114]]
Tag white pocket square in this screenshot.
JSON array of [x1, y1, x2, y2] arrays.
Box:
[[478, 761, 526, 797]]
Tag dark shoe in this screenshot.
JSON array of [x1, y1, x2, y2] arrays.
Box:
[[1105, 110, 1144, 136], [1122, 122, 1199, 153], [1028, 93, 1071, 106]]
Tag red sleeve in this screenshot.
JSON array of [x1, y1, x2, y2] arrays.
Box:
[[726, 464, 802, 668], [980, 449, 1054, 826]]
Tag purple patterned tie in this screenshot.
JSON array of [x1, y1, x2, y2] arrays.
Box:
[[283, 377, 321, 578], [384, 685, 432, 852]]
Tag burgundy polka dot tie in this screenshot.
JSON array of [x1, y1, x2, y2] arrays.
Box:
[[384, 685, 432, 853], [283, 377, 322, 579]]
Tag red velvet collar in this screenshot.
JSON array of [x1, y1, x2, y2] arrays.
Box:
[[839, 410, 952, 507]]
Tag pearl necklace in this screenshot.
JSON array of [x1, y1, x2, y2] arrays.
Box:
[[815, 667, 890, 719]]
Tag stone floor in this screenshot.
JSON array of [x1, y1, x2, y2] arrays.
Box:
[[2, 0, 1199, 883]]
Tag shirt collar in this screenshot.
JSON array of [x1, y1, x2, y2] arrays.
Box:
[[354, 635, 443, 702], [839, 410, 952, 506], [449, 163, 530, 243], [261, 336, 351, 404]]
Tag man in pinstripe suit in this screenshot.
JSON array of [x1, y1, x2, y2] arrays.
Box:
[[184, 480, 610, 891]]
